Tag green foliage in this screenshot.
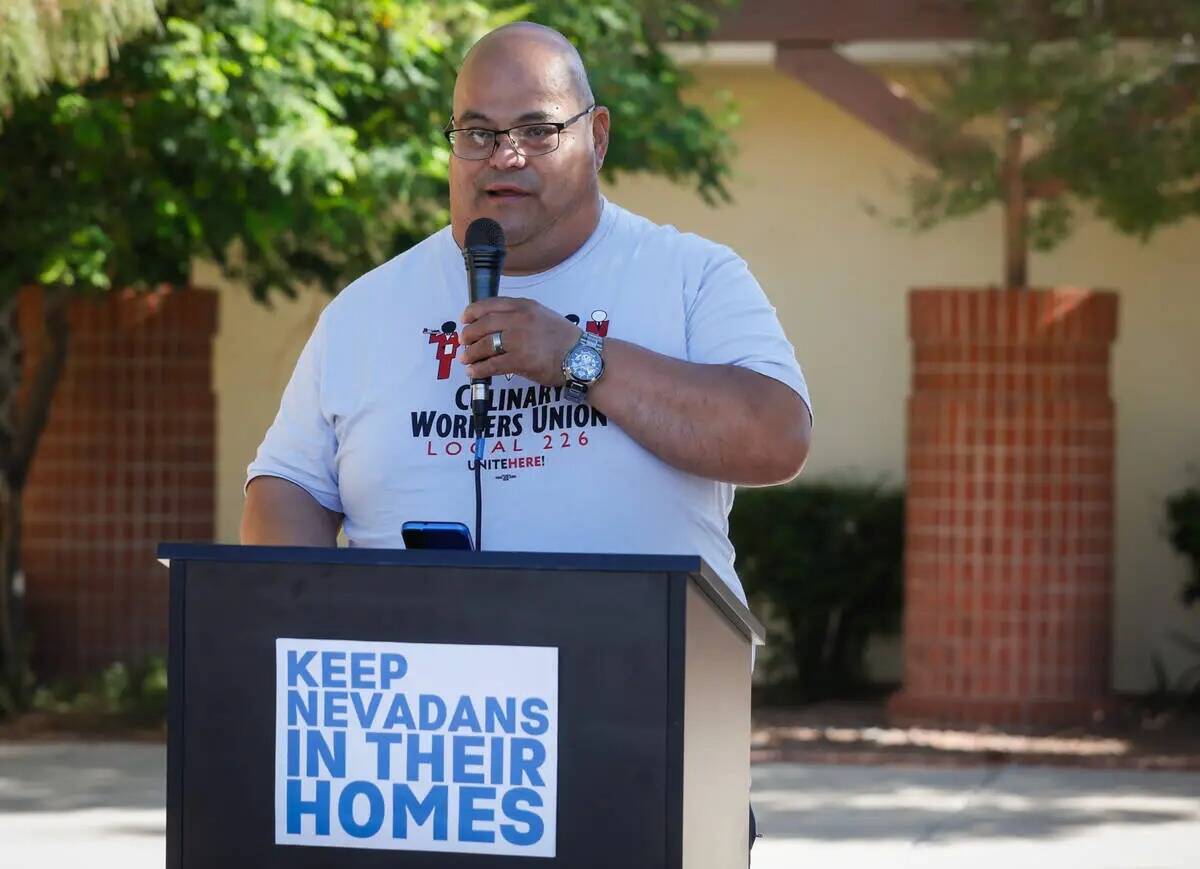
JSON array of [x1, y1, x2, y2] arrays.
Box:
[[0, 0, 735, 302], [524, 0, 737, 205], [1149, 631, 1200, 711], [1148, 481, 1200, 709], [899, 0, 1200, 251], [1166, 482, 1200, 607], [32, 655, 169, 725], [0, 0, 162, 118], [729, 481, 904, 703]]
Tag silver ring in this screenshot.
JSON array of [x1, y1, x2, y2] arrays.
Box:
[[491, 331, 504, 354]]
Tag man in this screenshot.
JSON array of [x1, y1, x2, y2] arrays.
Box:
[[242, 21, 811, 857], [242, 20, 811, 552]]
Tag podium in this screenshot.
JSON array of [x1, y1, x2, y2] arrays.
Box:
[[158, 544, 765, 868]]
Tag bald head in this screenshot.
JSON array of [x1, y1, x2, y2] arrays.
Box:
[[455, 22, 594, 112], [447, 22, 610, 274]]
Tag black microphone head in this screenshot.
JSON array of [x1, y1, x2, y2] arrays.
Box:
[[465, 217, 505, 250], [463, 217, 506, 304]]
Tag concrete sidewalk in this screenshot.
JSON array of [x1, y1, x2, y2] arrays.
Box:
[[752, 762, 1200, 868], [1, 742, 1198, 867], [0, 743, 164, 866]]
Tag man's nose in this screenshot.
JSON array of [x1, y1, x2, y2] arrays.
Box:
[[489, 133, 526, 170]]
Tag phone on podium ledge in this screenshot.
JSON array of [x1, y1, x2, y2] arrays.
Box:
[[401, 521, 474, 551]]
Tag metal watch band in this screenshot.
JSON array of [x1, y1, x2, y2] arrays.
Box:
[[563, 331, 604, 404], [577, 331, 603, 353]]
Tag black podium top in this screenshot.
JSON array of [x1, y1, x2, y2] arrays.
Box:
[[157, 543, 765, 645]]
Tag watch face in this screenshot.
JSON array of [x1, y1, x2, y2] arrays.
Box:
[[567, 346, 603, 382]]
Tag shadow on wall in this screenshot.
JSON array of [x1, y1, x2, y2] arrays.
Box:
[[750, 764, 1200, 843], [0, 743, 164, 814]]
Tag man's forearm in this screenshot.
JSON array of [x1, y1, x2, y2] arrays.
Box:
[[241, 476, 342, 546], [587, 338, 811, 486]]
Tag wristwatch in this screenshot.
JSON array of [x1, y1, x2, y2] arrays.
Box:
[[562, 331, 605, 404]]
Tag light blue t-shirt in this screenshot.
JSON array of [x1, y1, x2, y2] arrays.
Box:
[[247, 199, 811, 604]]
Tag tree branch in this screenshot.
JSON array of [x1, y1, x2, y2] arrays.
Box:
[[774, 44, 1067, 199]]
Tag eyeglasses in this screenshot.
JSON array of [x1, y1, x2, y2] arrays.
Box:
[[443, 105, 595, 160]]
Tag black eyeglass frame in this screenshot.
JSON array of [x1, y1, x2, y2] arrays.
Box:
[[443, 104, 596, 160]]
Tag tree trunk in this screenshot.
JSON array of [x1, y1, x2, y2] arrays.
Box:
[[0, 288, 70, 712], [0, 295, 21, 707], [1003, 112, 1029, 290], [0, 475, 23, 709]]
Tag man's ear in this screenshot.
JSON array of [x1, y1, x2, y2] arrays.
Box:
[[591, 105, 611, 170]]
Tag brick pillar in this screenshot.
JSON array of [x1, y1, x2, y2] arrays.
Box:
[[20, 287, 217, 678], [889, 288, 1118, 727]]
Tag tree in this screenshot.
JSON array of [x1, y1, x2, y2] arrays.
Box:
[[896, 0, 1200, 288], [0, 0, 162, 119], [0, 0, 735, 711]]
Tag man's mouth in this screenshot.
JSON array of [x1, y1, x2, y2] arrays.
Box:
[[484, 185, 532, 199]]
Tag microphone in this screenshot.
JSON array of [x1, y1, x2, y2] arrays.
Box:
[[463, 218, 506, 434]]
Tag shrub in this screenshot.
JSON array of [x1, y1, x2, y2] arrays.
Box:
[[730, 481, 904, 703], [32, 654, 168, 726], [1156, 483, 1200, 708], [1166, 484, 1200, 608]]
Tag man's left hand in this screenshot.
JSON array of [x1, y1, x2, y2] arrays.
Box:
[[459, 297, 582, 386]]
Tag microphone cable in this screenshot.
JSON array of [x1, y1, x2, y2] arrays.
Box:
[[473, 430, 485, 551]]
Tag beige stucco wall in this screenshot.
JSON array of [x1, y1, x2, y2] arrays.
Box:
[[200, 260, 327, 550], [208, 64, 1200, 692]]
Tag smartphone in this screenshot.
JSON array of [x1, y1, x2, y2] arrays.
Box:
[[401, 521, 474, 551]]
